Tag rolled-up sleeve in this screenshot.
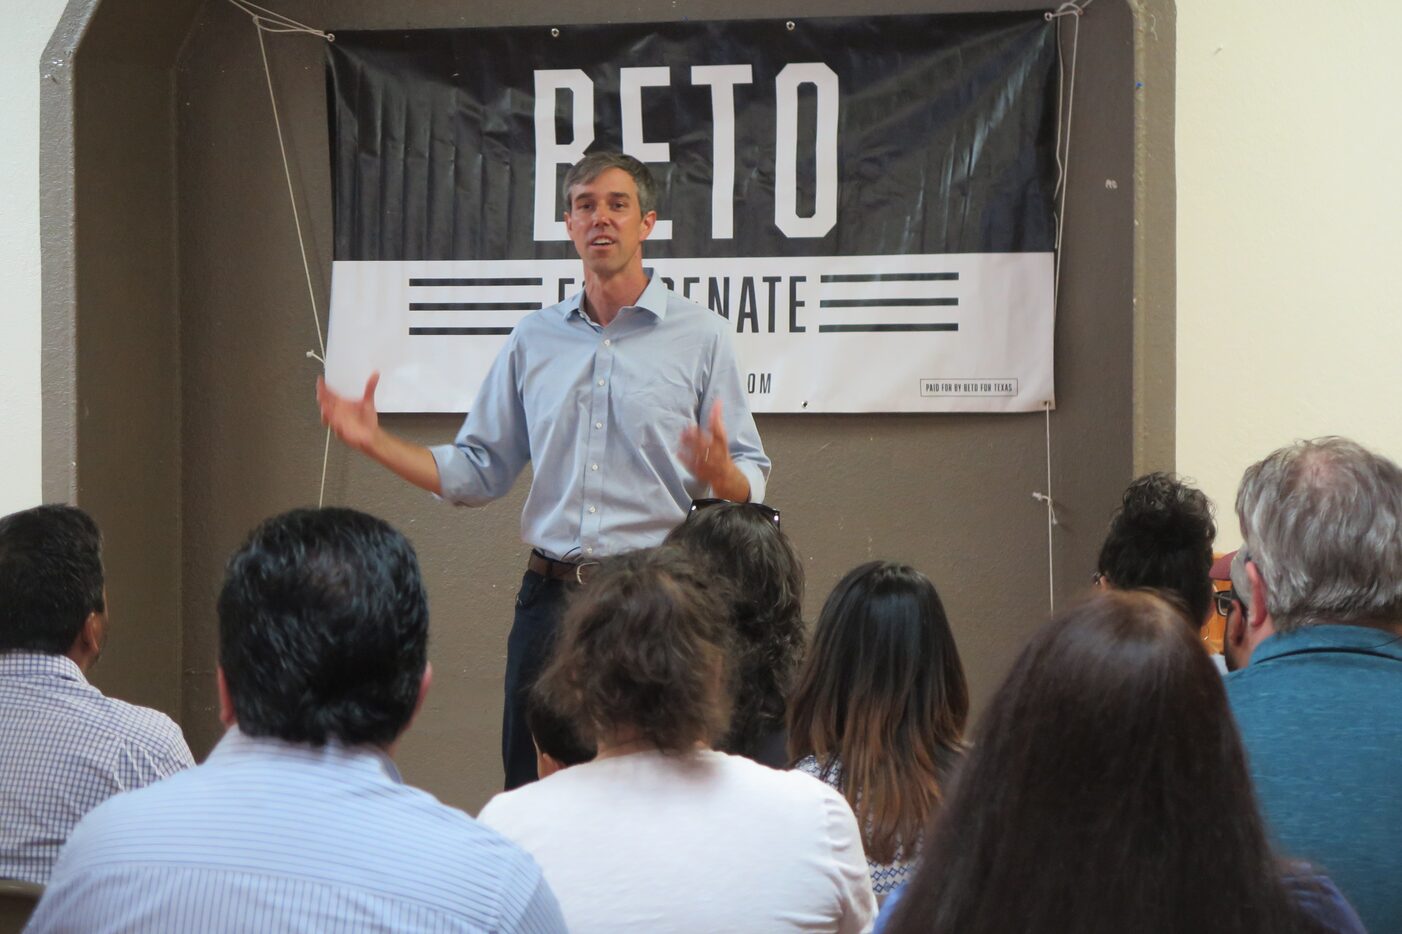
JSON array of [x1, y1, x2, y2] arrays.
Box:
[[430, 333, 532, 506], [703, 328, 771, 504]]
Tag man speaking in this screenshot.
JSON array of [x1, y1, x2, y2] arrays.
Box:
[[317, 152, 770, 788]]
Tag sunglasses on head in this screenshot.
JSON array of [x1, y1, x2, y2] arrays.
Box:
[[687, 498, 781, 530]]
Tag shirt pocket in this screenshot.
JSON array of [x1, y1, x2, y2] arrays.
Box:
[[615, 372, 699, 454]]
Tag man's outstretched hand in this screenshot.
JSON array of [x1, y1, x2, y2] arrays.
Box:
[[679, 398, 751, 502], [317, 372, 381, 453]]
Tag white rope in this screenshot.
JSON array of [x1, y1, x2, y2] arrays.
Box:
[[225, 0, 331, 39], [228, 0, 335, 505], [1032, 0, 1091, 614]]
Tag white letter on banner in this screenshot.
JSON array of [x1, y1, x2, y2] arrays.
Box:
[[619, 67, 672, 240], [534, 69, 594, 241], [691, 64, 752, 240], [774, 63, 839, 238]]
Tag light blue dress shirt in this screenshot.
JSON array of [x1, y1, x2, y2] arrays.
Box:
[[27, 727, 566, 933], [430, 275, 770, 559], [0, 651, 193, 884]]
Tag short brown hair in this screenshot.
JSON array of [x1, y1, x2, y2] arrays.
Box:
[[536, 546, 732, 753], [561, 151, 658, 217]]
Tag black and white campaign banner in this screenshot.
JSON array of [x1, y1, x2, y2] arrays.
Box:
[[324, 13, 1058, 413]]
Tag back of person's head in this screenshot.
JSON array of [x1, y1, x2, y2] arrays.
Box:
[[1097, 472, 1216, 624], [0, 504, 105, 655], [217, 507, 428, 747], [885, 590, 1308, 934], [536, 545, 732, 753], [665, 502, 804, 758], [526, 688, 595, 774], [1237, 436, 1402, 632], [787, 561, 967, 863]]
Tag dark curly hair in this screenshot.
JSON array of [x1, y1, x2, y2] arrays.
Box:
[[536, 546, 734, 754], [1097, 472, 1216, 625], [665, 503, 805, 760]]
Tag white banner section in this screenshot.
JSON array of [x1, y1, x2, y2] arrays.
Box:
[[325, 253, 1054, 414]]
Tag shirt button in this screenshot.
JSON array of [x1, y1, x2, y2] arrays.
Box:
[[603, 339, 612, 347], [594, 421, 603, 429], [587, 505, 597, 514], [597, 379, 605, 386], [591, 463, 599, 471], [585, 547, 594, 555]]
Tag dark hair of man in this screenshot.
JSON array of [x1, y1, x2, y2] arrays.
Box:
[[1098, 471, 1217, 625], [535, 546, 733, 754], [884, 591, 1318, 934], [217, 508, 428, 747], [664, 503, 805, 760], [786, 561, 968, 864], [562, 151, 658, 217], [0, 504, 105, 654], [525, 689, 596, 767]]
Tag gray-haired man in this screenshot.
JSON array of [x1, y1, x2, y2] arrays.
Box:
[[1225, 436, 1402, 933]]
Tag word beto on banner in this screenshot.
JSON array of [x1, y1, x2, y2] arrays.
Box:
[[532, 64, 840, 243]]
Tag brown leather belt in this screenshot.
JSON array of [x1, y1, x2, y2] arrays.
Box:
[[527, 550, 596, 585]]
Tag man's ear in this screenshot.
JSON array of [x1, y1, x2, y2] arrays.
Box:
[[408, 662, 433, 729], [638, 210, 657, 241], [216, 667, 237, 728], [68, 611, 106, 671], [1245, 560, 1270, 629]]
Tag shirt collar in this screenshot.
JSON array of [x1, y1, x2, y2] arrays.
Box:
[[0, 650, 87, 684], [563, 273, 669, 323], [208, 725, 404, 784], [1251, 623, 1402, 665]]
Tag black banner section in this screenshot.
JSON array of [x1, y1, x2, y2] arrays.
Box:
[[327, 13, 1058, 263]]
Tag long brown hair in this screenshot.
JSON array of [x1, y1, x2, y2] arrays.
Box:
[[885, 591, 1316, 934], [787, 561, 968, 863]]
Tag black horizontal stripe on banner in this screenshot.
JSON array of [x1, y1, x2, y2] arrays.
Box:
[[819, 298, 959, 308], [409, 277, 542, 287], [409, 302, 542, 311], [409, 327, 516, 336], [819, 324, 959, 333], [820, 273, 960, 283]]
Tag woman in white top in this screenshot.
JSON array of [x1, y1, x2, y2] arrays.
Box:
[[478, 545, 876, 934]]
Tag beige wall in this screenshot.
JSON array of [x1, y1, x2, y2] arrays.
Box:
[[0, 0, 70, 515], [1176, 1, 1402, 544]]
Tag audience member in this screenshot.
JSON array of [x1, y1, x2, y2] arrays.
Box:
[[880, 591, 1363, 934], [788, 561, 967, 901], [0, 504, 193, 884], [1095, 472, 1216, 625], [28, 508, 564, 933], [664, 498, 804, 766], [526, 690, 595, 779], [479, 546, 876, 934], [1226, 436, 1402, 932], [1212, 548, 1255, 671]]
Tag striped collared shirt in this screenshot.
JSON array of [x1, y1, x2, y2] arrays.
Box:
[[0, 650, 193, 884], [27, 727, 565, 933]]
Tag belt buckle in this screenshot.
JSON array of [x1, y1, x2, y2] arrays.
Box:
[[575, 561, 598, 585]]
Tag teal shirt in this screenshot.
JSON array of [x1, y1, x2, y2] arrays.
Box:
[[1227, 624, 1402, 934]]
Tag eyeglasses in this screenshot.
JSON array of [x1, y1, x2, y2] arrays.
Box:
[[688, 498, 781, 530], [1214, 589, 1238, 618]]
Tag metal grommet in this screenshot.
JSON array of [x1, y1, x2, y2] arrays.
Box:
[[550, 27, 560, 38], [785, 20, 795, 31]]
